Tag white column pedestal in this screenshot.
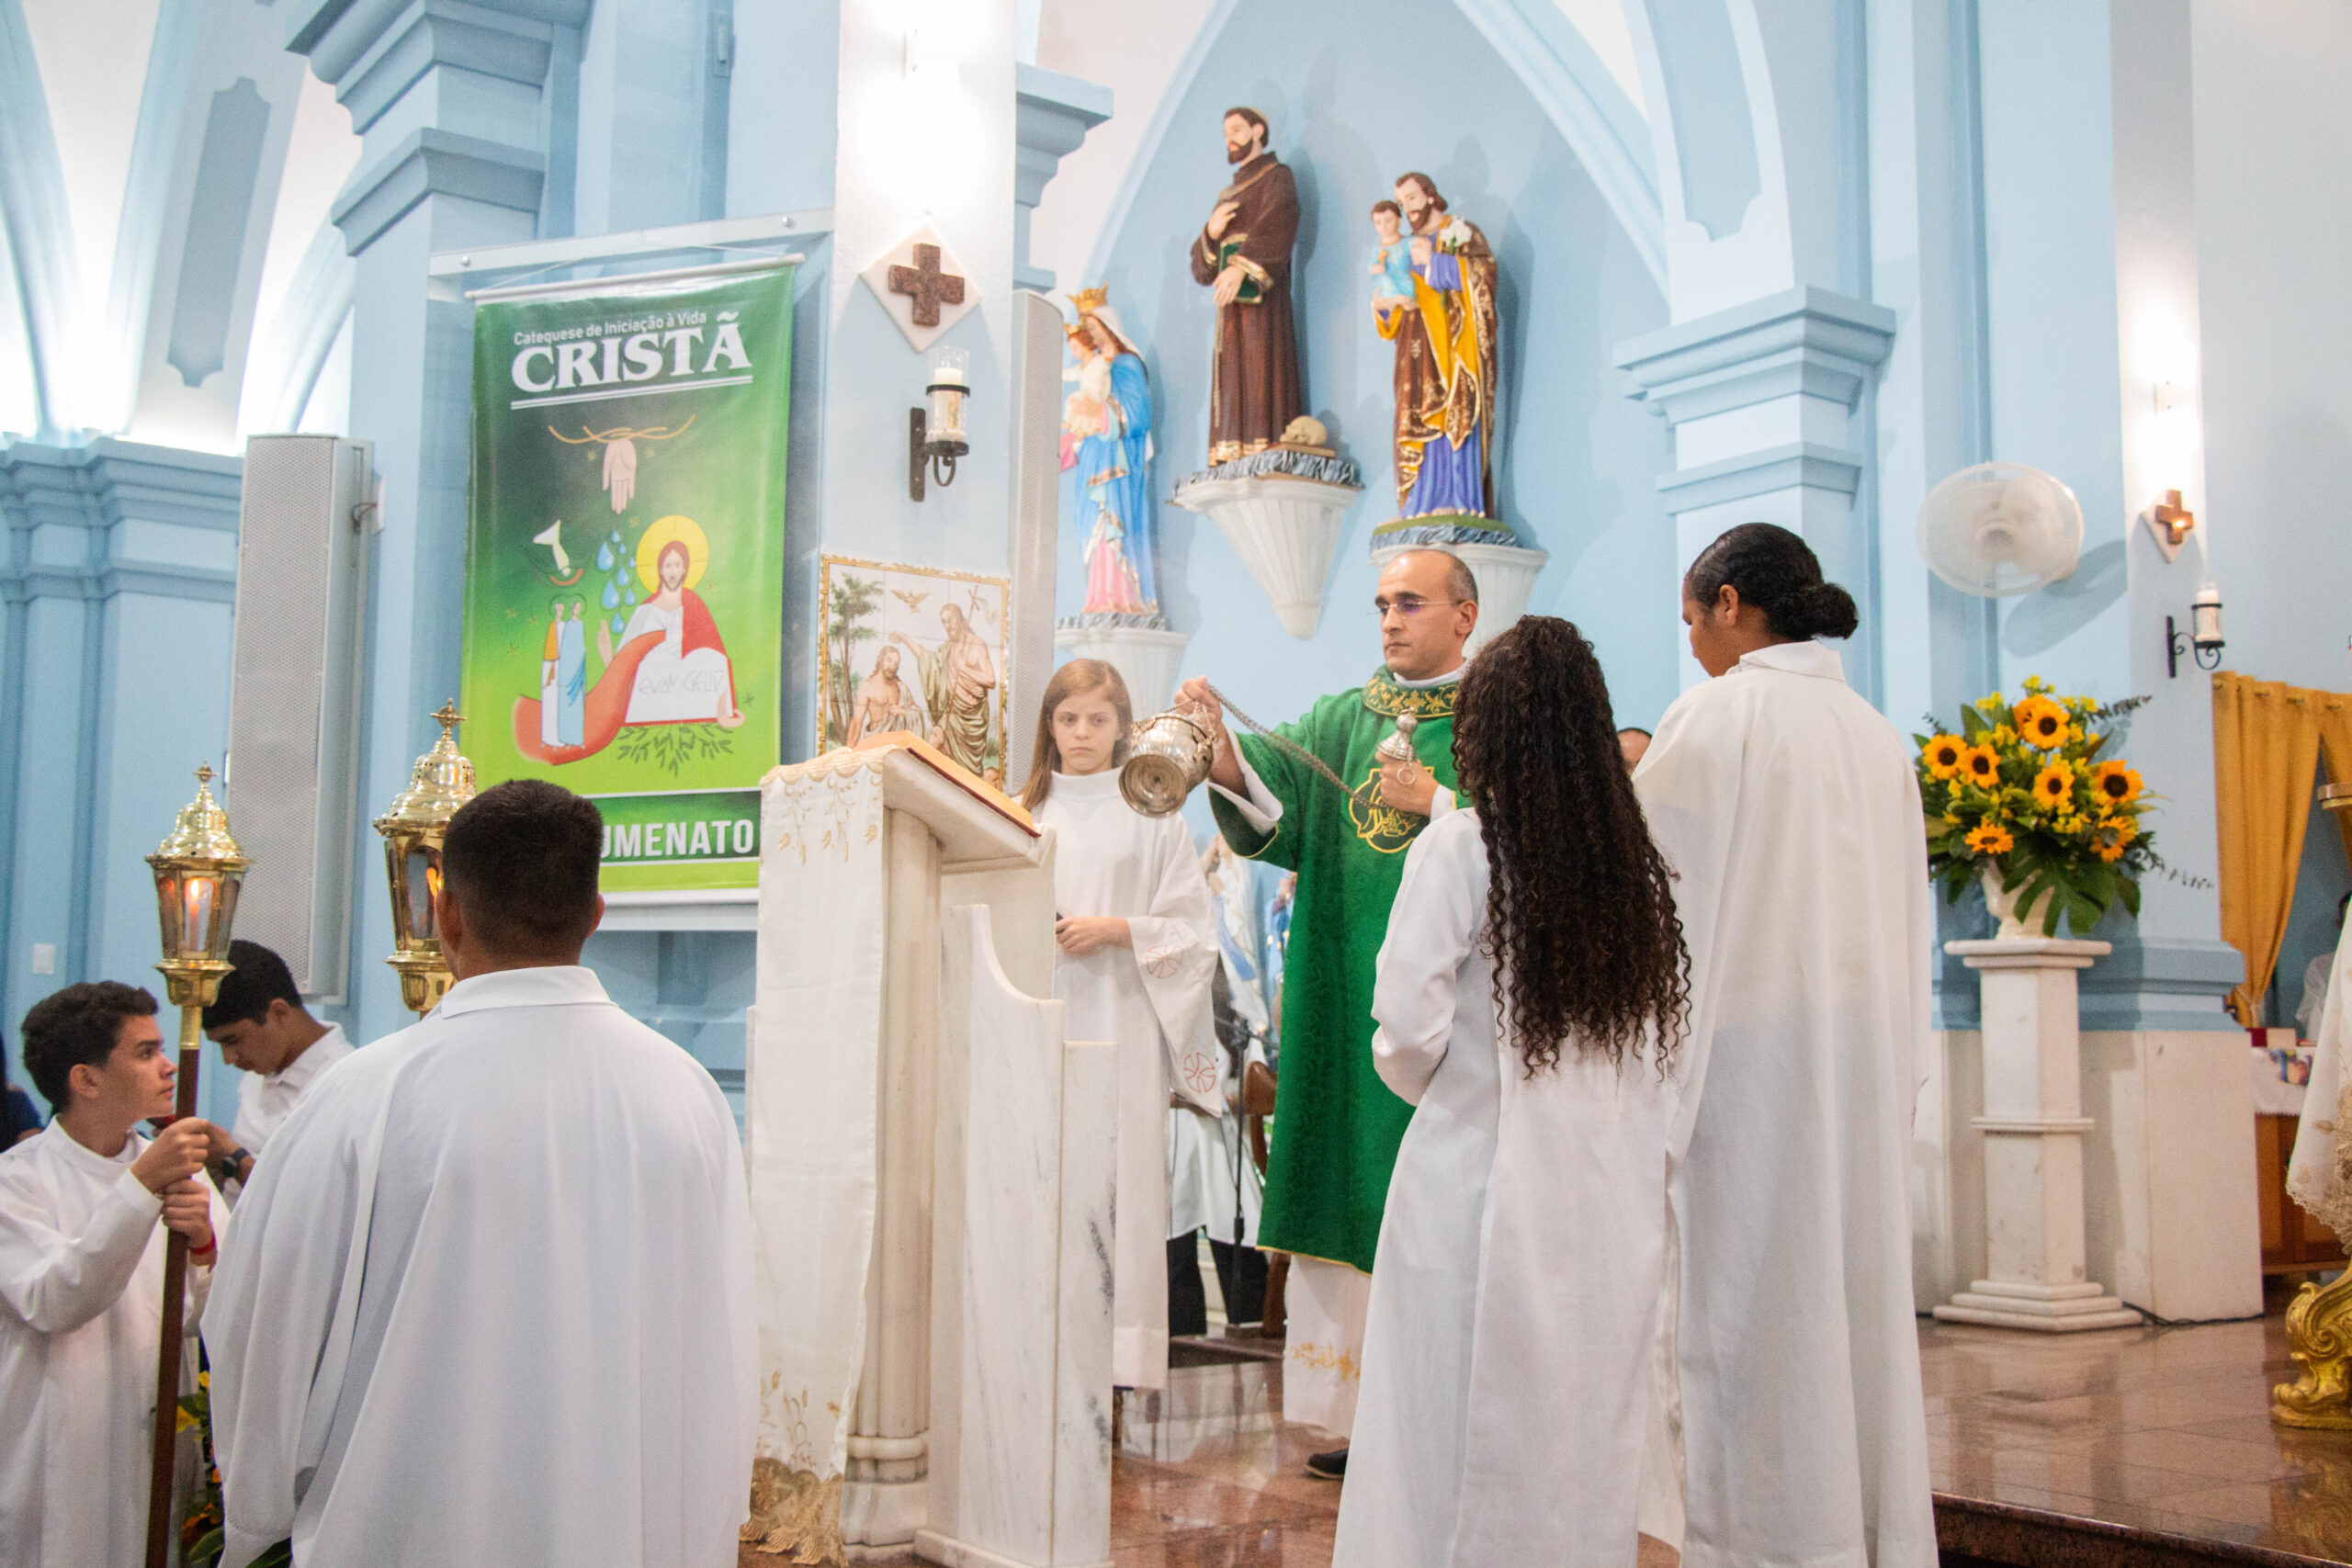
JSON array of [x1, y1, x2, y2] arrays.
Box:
[[1932, 938, 2144, 1333]]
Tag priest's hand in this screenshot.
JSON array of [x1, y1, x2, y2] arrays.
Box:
[[158, 1179, 215, 1255], [1213, 265, 1248, 307], [1377, 757, 1436, 817], [1206, 200, 1240, 243], [1055, 916, 1131, 957], [1178, 678, 1245, 795], [131, 1120, 214, 1195]]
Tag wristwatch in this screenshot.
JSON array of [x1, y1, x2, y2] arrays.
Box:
[[212, 1146, 252, 1186]]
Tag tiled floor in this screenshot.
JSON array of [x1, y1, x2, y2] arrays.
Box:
[[1922, 1313, 2352, 1560], [746, 1314, 2352, 1566]]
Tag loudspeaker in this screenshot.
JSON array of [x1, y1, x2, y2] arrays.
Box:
[[224, 434, 377, 1000]]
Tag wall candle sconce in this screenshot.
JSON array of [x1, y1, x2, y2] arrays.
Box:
[[910, 344, 970, 502], [2165, 582, 2224, 677]]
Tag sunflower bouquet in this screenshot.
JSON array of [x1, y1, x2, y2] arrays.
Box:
[[1916, 677, 2157, 937]]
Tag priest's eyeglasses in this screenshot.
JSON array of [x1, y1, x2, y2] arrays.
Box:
[[1374, 595, 1463, 622]]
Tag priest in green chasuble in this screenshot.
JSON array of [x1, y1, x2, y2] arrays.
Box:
[[1176, 548, 1478, 1476]]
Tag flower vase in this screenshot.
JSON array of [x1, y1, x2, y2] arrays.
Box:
[[1981, 863, 2042, 939]]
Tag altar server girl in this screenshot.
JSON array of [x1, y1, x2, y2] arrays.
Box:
[[1335, 616, 1690, 1568], [1634, 522, 1938, 1568], [1023, 660, 1222, 1390]]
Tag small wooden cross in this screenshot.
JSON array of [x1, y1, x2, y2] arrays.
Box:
[[888, 243, 966, 328]]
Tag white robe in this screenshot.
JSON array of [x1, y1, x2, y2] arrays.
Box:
[[1167, 1080, 1262, 1246], [202, 966, 756, 1568], [2288, 919, 2352, 1218], [0, 1122, 229, 1568], [1634, 640, 1938, 1568], [1041, 769, 1221, 1389], [1334, 812, 1674, 1568], [230, 1023, 352, 1155]]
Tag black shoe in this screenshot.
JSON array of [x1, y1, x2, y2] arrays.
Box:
[[1306, 1445, 1348, 1480]]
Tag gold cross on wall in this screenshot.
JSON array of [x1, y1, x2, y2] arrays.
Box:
[[888, 243, 967, 328]]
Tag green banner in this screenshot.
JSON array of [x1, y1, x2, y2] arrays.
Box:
[[461, 264, 794, 894]]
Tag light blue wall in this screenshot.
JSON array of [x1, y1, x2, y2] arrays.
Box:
[[2195, 0, 2352, 704], [1059, 0, 1678, 761], [0, 440, 242, 1119], [2192, 0, 2352, 1028]]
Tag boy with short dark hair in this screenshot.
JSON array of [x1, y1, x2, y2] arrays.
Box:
[[0, 980, 229, 1567], [199, 941, 352, 1194]]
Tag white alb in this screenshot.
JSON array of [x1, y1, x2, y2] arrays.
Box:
[[1334, 810, 1675, 1567], [203, 966, 756, 1568], [1634, 639, 1938, 1568], [0, 1122, 229, 1568], [1039, 768, 1220, 1389], [230, 1021, 352, 1155]]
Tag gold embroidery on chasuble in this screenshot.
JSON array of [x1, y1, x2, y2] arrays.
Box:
[[1361, 669, 1457, 720], [1348, 671, 1458, 852], [1347, 768, 1423, 854]]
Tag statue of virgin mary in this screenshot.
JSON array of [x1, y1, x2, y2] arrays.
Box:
[[1062, 288, 1161, 623]]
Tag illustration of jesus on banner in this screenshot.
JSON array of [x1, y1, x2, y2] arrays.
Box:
[[514, 513, 744, 764]]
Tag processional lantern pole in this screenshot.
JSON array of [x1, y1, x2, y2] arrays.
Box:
[[142, 765, 251, 1568], [373, 703, 478, 1016]]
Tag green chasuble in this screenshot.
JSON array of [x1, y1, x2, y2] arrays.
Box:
[[1207, 665, 1460, 1274]]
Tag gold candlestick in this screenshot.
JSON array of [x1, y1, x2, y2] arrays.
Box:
[[372, 703, 478, 1015], [142, 764, 250, 1568]]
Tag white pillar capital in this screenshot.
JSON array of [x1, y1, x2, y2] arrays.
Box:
[[1612, 285, 1899, 694]]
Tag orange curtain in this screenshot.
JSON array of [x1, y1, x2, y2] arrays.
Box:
[[2213, 673, 2349, 1024], [2319, 693, 2352, 869]]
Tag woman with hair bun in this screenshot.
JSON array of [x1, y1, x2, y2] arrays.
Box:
[[1335, 615, 1690, 1567], [1634, 522, 1937, 1568]]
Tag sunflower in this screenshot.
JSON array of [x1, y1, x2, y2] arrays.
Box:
[[2093, 815, 2139, 863], [2031, 761, 2075, 808], [1922, 734, 1967, 780], [1965, 822, 2015, 855], [2090, 760, 2143, 807], [1957, 745, 2001, 789], [2014, 695, 2072, 750]]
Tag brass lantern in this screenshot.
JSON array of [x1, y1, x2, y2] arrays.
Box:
[[372, 703, 477, 1014], [142, 763, 251, 1568], [145, 763, 251, 1010]]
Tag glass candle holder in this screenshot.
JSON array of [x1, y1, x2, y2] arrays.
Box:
[[928, 345, 969, 446]]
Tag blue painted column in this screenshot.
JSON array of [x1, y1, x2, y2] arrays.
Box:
[[287, 0, 583, 1043], [1612, 287, 1896, 696], [1012, 65, 1110, 294], [0, 439, 241, 1115]]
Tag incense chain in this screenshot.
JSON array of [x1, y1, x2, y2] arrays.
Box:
[[1202, 684, 1365, 802]]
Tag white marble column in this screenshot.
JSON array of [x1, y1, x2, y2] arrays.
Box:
[[843, 811, 945, 1546], [1934, 938, 2143, 1331]]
